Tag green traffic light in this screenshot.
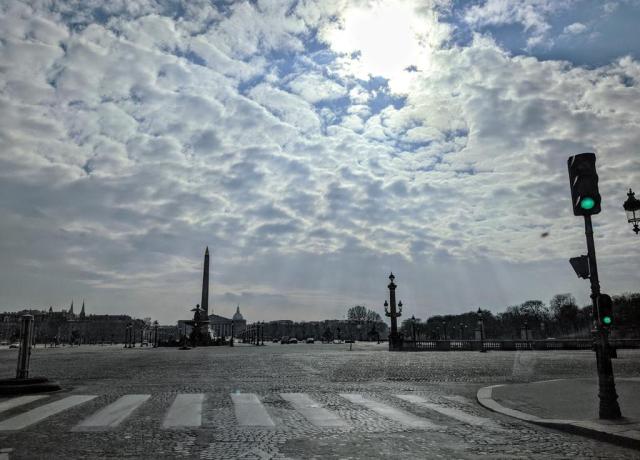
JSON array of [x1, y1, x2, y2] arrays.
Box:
[[580, 197, 595, 210], [603, 316, 612, 325]]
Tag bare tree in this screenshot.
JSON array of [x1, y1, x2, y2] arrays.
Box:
[[347, 305, 368, 321]]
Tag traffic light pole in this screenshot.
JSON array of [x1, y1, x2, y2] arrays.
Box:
[[584, 215, 621, 419]]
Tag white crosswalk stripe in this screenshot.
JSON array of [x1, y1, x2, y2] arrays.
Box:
[[0, 392, 499, 432], [0, 395, 97, 431], [280, 393, 347, 427], [231, 393, 275, 427], [395, 394, 501, 429], [0, 395, 49, 415], [73, 394, 150, 431], [163, 394, 204, 428], [339, 393, 439, 429]]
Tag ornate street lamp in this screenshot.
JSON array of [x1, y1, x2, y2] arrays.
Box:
[[411, 315, 417, 342], [623, 188, 640, 234], [383, 273, 403, 350], [477, 308, 487, 353]]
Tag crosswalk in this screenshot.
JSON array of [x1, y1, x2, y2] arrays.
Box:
[[163, 393, 204, 428], [73, 394, 150, 431], [0, 392, 501, 433]]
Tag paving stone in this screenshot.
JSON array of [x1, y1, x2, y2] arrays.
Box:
[[0, 344, 637, 459]]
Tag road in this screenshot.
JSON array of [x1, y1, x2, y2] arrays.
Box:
[[0, 342, 638, 459]]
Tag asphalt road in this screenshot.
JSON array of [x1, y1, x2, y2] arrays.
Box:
[[0, 342, 638, 459]]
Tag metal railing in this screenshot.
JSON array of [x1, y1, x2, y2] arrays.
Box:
[[394, 338, 640, 351]]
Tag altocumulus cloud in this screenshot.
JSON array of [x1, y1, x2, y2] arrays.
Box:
[[0, 0, 639, 323]]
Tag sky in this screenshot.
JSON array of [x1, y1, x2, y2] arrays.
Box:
[[1, 0, 639, 325]]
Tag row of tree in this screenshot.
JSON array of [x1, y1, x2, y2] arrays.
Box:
[[394, 292, 640, 341], [259, 317, 389, 342]]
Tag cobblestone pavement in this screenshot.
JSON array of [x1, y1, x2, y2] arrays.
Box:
[[0, 343, 638, 459]]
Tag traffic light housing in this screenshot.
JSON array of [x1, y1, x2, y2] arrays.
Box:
[[569, 255, 590, 279], [568, 153, 601, 216], [597, 293, 613, 328]]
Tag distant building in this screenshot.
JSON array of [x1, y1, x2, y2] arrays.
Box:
[[0, 301, 143, 344], [209, 305, 247, 338]]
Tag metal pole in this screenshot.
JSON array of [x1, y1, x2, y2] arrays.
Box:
[[16, 315, 34, 379], [584, 215, 621, 419]]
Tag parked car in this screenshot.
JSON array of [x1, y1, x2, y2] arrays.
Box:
[[9, 343, 20, 349], [0, 341, 8, 346], [280, 336, 290, 344], [332, 339, 342, 344], [344, 339, 355, 344], [288, 337, 298, 344], [306, 337, 315, 344], [272, 338, 279, 343]]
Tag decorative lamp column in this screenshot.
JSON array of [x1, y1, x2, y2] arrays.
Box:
[[411, 315, 417, 342], [384, 273, 403, 350], [477, 308, 486, 353]]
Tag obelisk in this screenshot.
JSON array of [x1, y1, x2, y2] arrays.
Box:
[[201, 247, 210, 319]]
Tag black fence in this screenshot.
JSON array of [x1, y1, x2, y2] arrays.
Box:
[[394, 338, 640, 352]]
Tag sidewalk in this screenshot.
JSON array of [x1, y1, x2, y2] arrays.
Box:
[[477, 377, 640, 449]]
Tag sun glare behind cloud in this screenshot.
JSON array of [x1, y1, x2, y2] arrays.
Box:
[[322, 0, 437, 93]]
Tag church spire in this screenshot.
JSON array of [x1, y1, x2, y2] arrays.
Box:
[[69, 300, 74, 315], [80, 300, 86, 319]]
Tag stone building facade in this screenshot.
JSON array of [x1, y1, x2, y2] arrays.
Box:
[[0, 302, 143, 344]]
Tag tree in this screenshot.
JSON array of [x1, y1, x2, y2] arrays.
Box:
[[520, 300, 549, 320], [550, 294, 577, 318], [550, 294, 579, 336], [347, 306, 381, 322], [347, 306, 368, 321], [365, 310, 382, 322]]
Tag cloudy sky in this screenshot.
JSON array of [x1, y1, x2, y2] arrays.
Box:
[[1, 0, 639, 324]]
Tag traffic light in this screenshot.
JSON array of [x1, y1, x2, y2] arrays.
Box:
[[597, 293, 613, 328], [569, 255, 590, 279], [567, 153, 601, 216]]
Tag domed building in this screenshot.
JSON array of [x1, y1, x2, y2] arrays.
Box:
[[232, 306, 244, 322], [209, 305, 247, 338]]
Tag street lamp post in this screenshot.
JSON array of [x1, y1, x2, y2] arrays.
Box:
[[442, 322, 448, 340], [153, 321, 159, 348], [477, 308, 486, 353], [383, 273, 403, 350], [411, 315, 417, 343], [623, 188, 640, 235]]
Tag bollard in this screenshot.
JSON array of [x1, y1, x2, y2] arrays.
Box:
[[16, 315, 34, 379]]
